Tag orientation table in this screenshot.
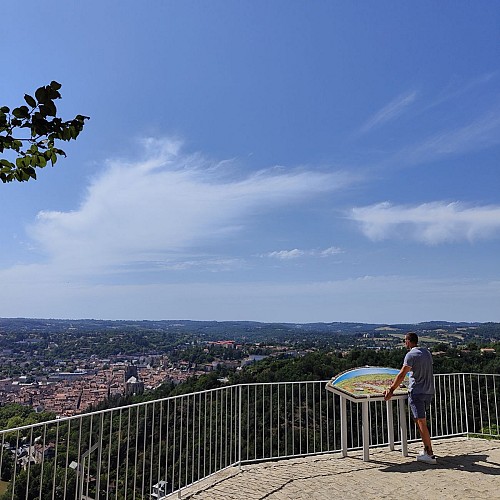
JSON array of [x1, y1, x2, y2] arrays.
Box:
[[325, 366, 409, 462]]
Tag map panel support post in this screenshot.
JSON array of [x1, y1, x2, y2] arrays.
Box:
[[362, 401, 370, 461], [341, 396, 348, 457]]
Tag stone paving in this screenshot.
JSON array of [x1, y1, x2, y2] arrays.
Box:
[[174, 437, 500, 500]]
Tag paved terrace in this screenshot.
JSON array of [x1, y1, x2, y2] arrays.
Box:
[[176, 437, 500, 500]]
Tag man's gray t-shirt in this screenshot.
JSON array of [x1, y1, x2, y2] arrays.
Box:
[[403, 347, 434, 395]]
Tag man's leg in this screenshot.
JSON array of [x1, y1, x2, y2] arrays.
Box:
[[415, 417, 433, 455]]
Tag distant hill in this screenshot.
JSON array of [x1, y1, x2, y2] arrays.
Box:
[[0, 317, 492, 343]]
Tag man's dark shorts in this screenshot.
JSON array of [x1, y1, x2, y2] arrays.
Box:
[[408, 392, 433, 419]]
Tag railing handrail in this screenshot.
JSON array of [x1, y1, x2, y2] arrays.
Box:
[[1, 373, 499, 435], [0, 383, 240, 434], [433, 372, 499, 377]]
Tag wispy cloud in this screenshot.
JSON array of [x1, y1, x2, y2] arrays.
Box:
[[265, 246, 343, 260], [157, 258, 244, 272], [24, 138, 353, 277], [358, 90, 417, 135], [350, 201, 500, 244], [422, 71, 498, 113], [391, 109, 500, 168], [355, 75, 500, 170]]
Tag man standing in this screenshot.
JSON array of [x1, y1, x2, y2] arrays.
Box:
[[384, 332, 436, 464]]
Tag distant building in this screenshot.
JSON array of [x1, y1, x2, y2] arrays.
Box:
[[240, 355, 268, 367], [480, 348, 496, 355], [48, 371, 87, 381], [208, 340, 236, 348], [125, 365, 138, 381], [125, 376, 144, 396]]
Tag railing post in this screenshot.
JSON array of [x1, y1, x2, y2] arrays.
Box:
[[96, 413, 104, 498], [238, 384, 242, 470], [386, 399, 395, 451], [463, 373, 470, 437], [399, 399, 408, 457]]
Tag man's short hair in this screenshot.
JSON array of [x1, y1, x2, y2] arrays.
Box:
[[406, 332, 419, 344]]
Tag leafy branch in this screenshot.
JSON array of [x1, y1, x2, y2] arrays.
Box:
[[0, 81, 89, 183]]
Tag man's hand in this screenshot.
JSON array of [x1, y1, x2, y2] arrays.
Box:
[[384, 387, 394, 401], [385, 365, 411, 401]]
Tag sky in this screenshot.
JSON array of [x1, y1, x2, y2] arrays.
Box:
[[1, 1, 499, 324]]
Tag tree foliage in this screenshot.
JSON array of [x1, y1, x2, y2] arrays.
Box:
[[0, 81, 88, 182]]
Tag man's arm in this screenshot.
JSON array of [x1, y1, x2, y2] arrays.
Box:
[[384, 364, 411, 400]]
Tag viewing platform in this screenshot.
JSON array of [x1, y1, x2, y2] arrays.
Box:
[[178, 437, 500, 499], [0, 373, 498, 498]]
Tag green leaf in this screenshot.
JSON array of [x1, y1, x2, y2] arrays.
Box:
[[62, 127, 72, 140], [0, 159, 14, 169], [12, 106, 29, 119], [27, 167, 37, 179], [27, 155, 37, 166], [47, 87, 61, 100], [47, 100, 56, 116], [24, 94, 37, 108], [40, 100, 57, 117], [1, 82, 88, 182], [34, 86, 48, 104]]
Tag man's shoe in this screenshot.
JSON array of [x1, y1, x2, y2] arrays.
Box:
[[417, 452, 437, 464]]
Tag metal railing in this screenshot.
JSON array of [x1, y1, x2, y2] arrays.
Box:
[[0, 373, 498, 499]]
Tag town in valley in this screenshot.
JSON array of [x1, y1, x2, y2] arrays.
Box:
[[0, 318, 498, 417]]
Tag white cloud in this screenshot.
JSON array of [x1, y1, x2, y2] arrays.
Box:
[[319, 246, 343, 257], [267, 249, 305, 260], [24, 138, 352, 277], [351, 201, 500, 244], [265, 246, 343, 259], [358, 90, 417, 135]]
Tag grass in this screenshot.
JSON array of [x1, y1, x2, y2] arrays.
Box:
[[0, 480, 8, 494], [468, 425, 500, 440]]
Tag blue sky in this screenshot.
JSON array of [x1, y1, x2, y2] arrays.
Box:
[[1, 1, 499, 323]]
